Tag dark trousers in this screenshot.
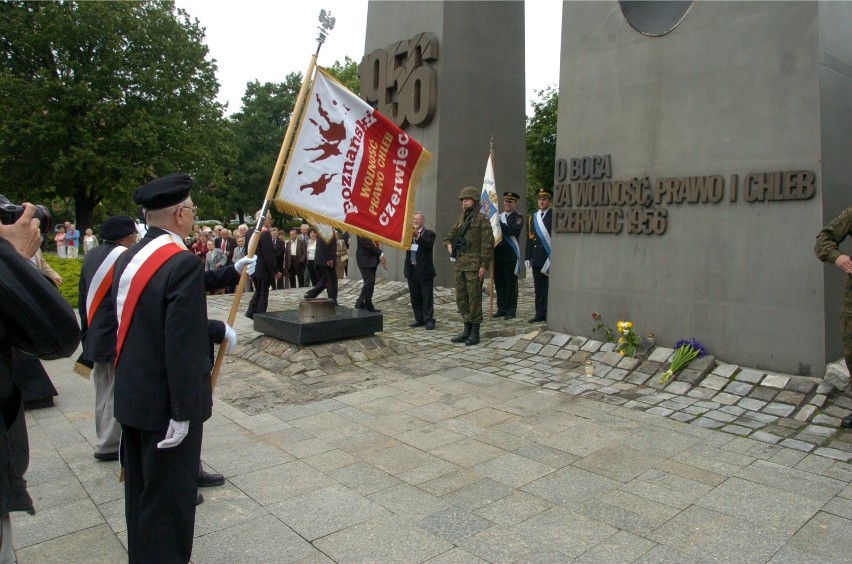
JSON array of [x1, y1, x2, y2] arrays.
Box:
[[356, 265, 377, 307], [532, 265, 549, 319], [407, 275, 434, 323], [246, 277, 271, 317], [288, 262, 304, 288], [305, 263, 338, 302], [122, 423, 202, 564], [306, 261, 318, 287], [494, 261, 518, 316]]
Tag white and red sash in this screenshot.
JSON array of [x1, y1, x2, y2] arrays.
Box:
[[84, 246, 127, 327], [114, 234, 186, 363]]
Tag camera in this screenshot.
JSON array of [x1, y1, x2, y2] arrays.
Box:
[[0, 194, 52, 232]]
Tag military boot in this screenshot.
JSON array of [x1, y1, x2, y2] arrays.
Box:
[[465, 324, 480, 346], [451, 322, 471, 343]]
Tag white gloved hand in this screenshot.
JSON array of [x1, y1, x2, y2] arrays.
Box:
[[156, 419, 189, 449], [524, 260, 531, 269], [224, 323, 237, 353], [233, 255, 257, 276]]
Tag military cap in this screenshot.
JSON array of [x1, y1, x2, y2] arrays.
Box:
[[535, 188, 553, 200], [503, 192, 520, 202], [133, 173, 193, 210], [99, 215, 137, 242], [458, 186, 480, 200]]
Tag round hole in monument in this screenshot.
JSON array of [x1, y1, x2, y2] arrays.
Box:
[[619, 1, 694, 37]]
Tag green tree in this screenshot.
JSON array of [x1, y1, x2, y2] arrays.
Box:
[[525, 86, 558, 213], [325, 56, 359, 93], [0, 1, 232, 232]]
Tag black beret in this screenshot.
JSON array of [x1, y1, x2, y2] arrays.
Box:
[[99, 215, 137, 241], [133, 173, 193, 210], [503, 192, 521, 202]]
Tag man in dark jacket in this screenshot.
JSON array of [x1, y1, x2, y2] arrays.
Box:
[[0, 204, 80, 561], [355, 235, 385, 312], [304, 230, 338, 302], [79, 215, 138, 461], [245, 210, 277, 319], [285, 228, 307, 288], [493, 192, 524, 319], [404, 212, 436, 329], [526, 188, 552, 323]]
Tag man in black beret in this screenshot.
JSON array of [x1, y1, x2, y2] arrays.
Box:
[[113, 173, 251, 562], [79, 215, 138, 465], [493, 192, 524, 320]]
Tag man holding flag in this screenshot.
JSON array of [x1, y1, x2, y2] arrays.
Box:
[[494, 192, 524, 319], [526, 188, 553, 323]]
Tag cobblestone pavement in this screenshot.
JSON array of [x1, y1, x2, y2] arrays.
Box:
[[13, 277, 852, 562]]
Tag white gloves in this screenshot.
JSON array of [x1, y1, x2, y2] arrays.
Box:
[[157, 419, 189, 449], [233, 255, 257, 276], [525, 260, 531, 269], [224, 323, 237, 352]]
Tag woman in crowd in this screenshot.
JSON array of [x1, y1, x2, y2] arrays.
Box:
[[204, 240, 227, 295], [335, 231, 348, 279], [192, 232, 209, 263], [54, 225, 67, 258], [306, 229, 318, 286], [82, 228, 98, 255]]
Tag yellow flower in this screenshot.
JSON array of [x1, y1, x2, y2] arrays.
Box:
[[625, 321, 633, 329], [616, 321, 624, 330], [618, 350, 625, 356]]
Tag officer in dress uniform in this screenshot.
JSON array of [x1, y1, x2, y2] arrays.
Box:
[[113, 173, 247, 562], [443, 186, 495, 346], [815, 204, 852, 428], [526, 188, 553, 323], [493, 192, 524, 320]]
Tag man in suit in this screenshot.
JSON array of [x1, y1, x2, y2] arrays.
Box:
[[526, 188, 553, 323], [79, 216, 139, 463], [214, 228, 237, 265], [304, 231, 338, 302], [297, 223, 310, 285], [271, 228, 286, 289], [285, 228, 307, 288], [112, 173, 218, 562], [245, 210, 277, 319], [355, 235, 385, 312], [404, 212, 436, 330], [494, 192, 524, 320]]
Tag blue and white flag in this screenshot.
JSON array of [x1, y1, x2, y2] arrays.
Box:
[[480, 150, 502, 247]]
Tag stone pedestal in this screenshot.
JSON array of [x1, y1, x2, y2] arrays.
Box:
[[254, 304, 383, 345]]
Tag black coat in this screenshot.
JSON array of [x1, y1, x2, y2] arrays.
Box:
[[112, 228, 212, 432], [526, 208, 552, 268], [495, 211, 524, 264], [403, 228, 436, 280], [0, 237, 80, 514], [355, 236, 382, 268], [245, 228, 276, 280], [79, 242, 124, 362]]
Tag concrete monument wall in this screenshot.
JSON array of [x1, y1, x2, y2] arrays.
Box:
[[362, 0, 527, 289], [552, 1, 852, 374]]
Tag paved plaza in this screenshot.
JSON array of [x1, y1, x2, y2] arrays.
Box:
[[13, 279, 852, 562]]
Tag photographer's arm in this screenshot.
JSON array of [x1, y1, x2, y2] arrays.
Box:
[[0, 237, 80, 360]]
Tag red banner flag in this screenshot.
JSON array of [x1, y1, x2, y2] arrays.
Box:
[[274, 68, 432, 249]]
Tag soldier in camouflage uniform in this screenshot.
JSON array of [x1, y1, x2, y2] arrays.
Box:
[[815, 205, 852, 428], [443, 186, 495, 346]]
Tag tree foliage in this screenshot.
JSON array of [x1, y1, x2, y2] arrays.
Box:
[[0, 1, 232, 232], [325, 56, 360, 94], [525, 86, 558, 212]]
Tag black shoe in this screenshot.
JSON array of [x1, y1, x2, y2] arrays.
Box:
[[365, 304, 380, 313], [354, 301, 365, 310], [424, 320, 435, 330], [465, 324, 481, 346], [93, 451, 119, 462], [528, 316, 546, 323], [842, 414, 852, 429], [505, 314, 515, 320], [409, 320, 425, 328], [451, 322, 471, 343], [493, 311, 505, 318], [196, 492, 204, 506], [244, 311, 254, 320], [198, 469, 225, 487]]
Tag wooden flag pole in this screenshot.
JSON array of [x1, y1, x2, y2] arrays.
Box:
[[211, 10, 335, 390], [488, 138, 496, 319]]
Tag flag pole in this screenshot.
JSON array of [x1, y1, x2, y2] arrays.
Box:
[[211, 10, 336, 390], [488, 137, 496, 319]]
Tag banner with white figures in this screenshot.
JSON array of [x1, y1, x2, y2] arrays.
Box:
[[480, 150, 502, 247], [274, 68, 432, 249]]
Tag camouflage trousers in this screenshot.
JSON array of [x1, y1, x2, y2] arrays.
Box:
[[454, 269, 484, 323], [843, 311, 852, 376]]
